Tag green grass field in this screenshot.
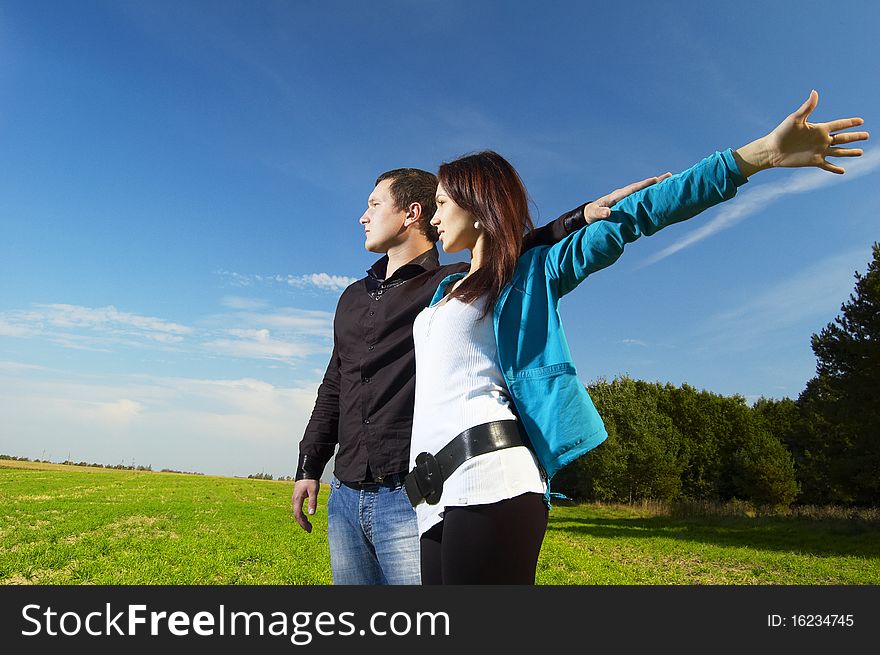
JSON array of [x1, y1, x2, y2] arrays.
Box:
[[2, 460, 879, 585]]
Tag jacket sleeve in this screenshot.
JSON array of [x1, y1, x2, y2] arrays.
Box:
[[295, 340, 341, 480], [544, 150, 748, 296], [521, 202, 589, 252]]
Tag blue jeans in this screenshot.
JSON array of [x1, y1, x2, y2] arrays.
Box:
[[327, 475, 421, 585]]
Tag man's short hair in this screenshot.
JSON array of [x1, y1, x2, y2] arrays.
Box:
[[375, 168, 439, 243]]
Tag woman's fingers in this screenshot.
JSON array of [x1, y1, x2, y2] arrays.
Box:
[[607, 174, 672, 205], [583, 204, 612, 222], [585, 172, 675, 222], [823, 117, 865, 133], [829, 129, 870, 145], [819, 160, 847, 174], [826, 147, 864, 157], [792, 90, 819, 121]]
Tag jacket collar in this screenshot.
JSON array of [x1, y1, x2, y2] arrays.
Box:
[[430, 272, 467, 307]]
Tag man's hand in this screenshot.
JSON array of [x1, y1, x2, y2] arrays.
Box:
[[292, 479, 320, 533], [734, 90, 868, 177], [583, 173, 674, 224]]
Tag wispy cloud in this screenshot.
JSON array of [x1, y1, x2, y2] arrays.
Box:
[[0, 372, 321, 476], [1, 301, 334, 365], [0, 319, 31, 338], [204, 328, 324, 363], [218, 270, 356, 292], [80, 398, 144, 425], [288, 273, 357, 292], [0, 304, 192, 349], [620, 339, 648, 347], [637, 149, 880, 268], [200, 306, 334, 364], [155, 375, 319, 425], [0, 361, 47, 372], [231, 308, 333, 335], [220, 296, 271, 310], [696, 247, 869, 348]]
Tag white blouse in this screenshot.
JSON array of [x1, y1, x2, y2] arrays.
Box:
[[410, 293, 546, 536]]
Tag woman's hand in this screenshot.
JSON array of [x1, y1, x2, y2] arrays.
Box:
[[583, 172, 674, 224], [734, 90, 868, 177]]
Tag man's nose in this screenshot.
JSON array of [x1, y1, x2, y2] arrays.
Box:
[[359, 212, 369, 224]]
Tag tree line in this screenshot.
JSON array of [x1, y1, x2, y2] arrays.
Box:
[[554, 243, 879, 508], [0, 454, 204, 476]]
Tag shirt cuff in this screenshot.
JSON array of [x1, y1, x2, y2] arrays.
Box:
[[295, 454, 326, 481], [721, 148, 749, 187], [563, 203, 589, 233]]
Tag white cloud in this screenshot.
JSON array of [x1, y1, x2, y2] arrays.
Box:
[[80, 398, 144, 426], [697, 247, 868, 347], [218, 270, 356, 293], [1, 301, 333, 365], [156, 376, 319, 427], [220, 296, 271, 310], [0, 304, 192, 349], [285, 273, 356, 292], [200, 307, 334, 363], [226, 308, 333, 335], [205, 328, 323, 363], [0, 373, 321, 477], [0, 361, 47, 372], [0, 300, 333, 474], [34, 304, 189, 336], [0, 319, 31, 337], [637, 149, 880, 268], [620, 339, 648, 347], [220, 271, 255, 287]]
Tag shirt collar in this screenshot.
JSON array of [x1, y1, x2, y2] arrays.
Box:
[[367, 247, 440, 283]]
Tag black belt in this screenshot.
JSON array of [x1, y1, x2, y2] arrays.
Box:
[[341, 472, 407, 492], [404, 420, 527, 507]]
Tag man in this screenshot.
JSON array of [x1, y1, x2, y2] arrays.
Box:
[[291, 166, 669, 584]]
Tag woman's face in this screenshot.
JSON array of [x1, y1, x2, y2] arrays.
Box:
[[432, 183, 479, 253]]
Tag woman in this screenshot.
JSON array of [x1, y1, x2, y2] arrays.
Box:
[[404, 91, 867, 584]]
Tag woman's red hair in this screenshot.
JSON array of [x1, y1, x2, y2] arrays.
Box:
[[437, 150, 534, 316]]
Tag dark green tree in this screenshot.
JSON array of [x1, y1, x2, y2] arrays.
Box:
[[557, 377, 686, 502], [657, 383, 725, 500], [752, 397, 824, 502], [730, 426, 799, 508], [797, 243, 880, 504], [557, 377, 799, 506]]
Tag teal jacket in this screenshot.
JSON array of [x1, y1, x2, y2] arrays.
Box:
[[430, 149, 748, 482]]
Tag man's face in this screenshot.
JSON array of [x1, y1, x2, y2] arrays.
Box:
[[359, 179, 408, 253]]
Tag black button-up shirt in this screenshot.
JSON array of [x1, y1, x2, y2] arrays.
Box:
[[296, 204, 587, 483]]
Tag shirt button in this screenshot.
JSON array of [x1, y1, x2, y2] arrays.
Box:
[[363, 419, 370, 424], [377, 290, 383, 296], [368, 345, 375, 351], [369, 311, 374, 316], [362, 378, 370, 384]]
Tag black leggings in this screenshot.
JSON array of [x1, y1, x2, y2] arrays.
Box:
[[419, 492, 548, 585]]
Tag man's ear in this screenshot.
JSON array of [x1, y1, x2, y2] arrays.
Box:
[[403, 202, 422, 228]]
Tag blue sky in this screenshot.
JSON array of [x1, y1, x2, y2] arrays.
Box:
[[1, 0, 877, 479]]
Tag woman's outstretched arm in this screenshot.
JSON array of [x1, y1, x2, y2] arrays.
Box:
[[521, 174, 672, 251], [544, 90, 868, 295]]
